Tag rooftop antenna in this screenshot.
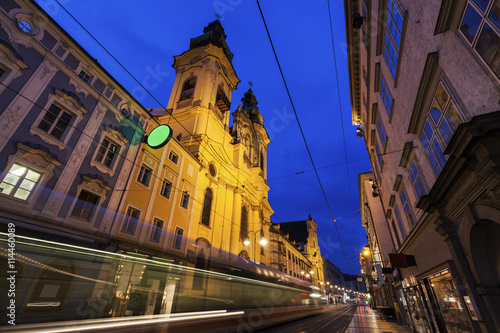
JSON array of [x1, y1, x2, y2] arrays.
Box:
[[215, 13, 222, 20], [248, 81, 253, 89]]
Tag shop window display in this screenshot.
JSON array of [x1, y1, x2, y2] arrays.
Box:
[[405, 286, 433, 333], [428, 270, 472, 332]]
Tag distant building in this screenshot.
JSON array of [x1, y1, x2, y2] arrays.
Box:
[[346, 0, 500, 331], [272, 216, 325, 287], [359, 172, 396, 311], [322, 257, 343, 298], [269, 225, 314, 283]]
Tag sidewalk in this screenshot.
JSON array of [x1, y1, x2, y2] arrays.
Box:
[[345, 305, 412, 332]]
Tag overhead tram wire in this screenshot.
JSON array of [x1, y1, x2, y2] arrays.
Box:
[[267, 146, 412, 181], [0, 82, 250, 233], [30, 1, 294, 234], [255, 0, 349, 271], [327, 0, 356, 238], [52, 0, 268, 208]]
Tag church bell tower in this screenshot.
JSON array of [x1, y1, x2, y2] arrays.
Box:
[[164, 20, 240, 152]]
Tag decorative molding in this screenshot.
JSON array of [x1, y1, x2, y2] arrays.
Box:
[[371, 103, 378, 125], [399, 142, 414, 169], [29, 126, 67, 151], [15, 142, 62, 171], [81, 174, 112, 194], [408, 53, 440, 134], [90, 160, 115, 177], [0, 40, 28, 69], [69, 78, 90, 97], [434, 0, 467, 34], [376, 0, 388, 56], [54, 88, 87, 114], [393, 175, 403, 193], [1, 105, 22, 130], [389, 195, 396, 207], [374, 62, 381, 92]]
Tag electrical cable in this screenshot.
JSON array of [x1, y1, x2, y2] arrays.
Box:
[[267, 147, 412, 181], [52, 0, 264, 207], [327, 0, 357, 265], [0, 82, 257, 235], [255, 0, 350, 269]]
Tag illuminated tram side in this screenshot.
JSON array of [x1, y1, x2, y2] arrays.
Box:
[[0, 233, 323, 331]]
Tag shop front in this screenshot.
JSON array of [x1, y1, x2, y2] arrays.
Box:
[[419, 269, 472, 333], [400, 268, 473, 333]]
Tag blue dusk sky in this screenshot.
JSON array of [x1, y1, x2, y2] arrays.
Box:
[[35, 0, 372, 275]]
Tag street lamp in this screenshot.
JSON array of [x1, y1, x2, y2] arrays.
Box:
[[243, 230, 267, 262]]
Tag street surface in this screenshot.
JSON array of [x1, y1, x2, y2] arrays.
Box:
[[256, 304, 357, 333]]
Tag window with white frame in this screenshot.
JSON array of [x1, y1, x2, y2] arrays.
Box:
[[91, 126, 127, 176], [149, 218, 164, 243], [420, 82, 463, 176], [384, 0, 404, 78], [95, 138, 119, 168], [172, 227, 184, 249], [460, 0, 500, 79], [409, 160, 427, 200], [78, 70, 92, 83], [137, 165, 152, 187], [70, 190, 100, 221], [381, 77, 393, 117], [31, 90, 87, 150], [37, 104, 73, 140], [168, 151, 179, 164], [400, 187, 415, 227], [0, 163, 42, 201], [160, 179, 172, 199], [121, 206, 140, 235], [180, 191, 189, 209]]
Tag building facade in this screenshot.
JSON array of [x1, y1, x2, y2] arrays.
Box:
[[269, 225, 314, 283], [0, 0, 152, 323], [346, 0, 500, 331], [272, 216, 325, 287], [359, 172, 400, 315], [0, 0, 278, 323]]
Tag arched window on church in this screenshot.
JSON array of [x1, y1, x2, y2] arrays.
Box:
[[260, 151, 264, 171], [244, 135, 251, 159], [201, 188, 213, 227], [180, 77, 196, 101], [240, 206, 248, 241]]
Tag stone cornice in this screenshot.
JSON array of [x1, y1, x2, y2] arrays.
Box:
[[344, 0, 362, 125]]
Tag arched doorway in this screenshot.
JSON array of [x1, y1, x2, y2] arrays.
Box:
[[470, 220, 500, 327]]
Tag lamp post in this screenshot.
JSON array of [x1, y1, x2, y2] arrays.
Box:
[[243, 230, 267, 262]]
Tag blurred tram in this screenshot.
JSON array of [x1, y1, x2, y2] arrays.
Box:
[[0, 232, 325, 332]]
